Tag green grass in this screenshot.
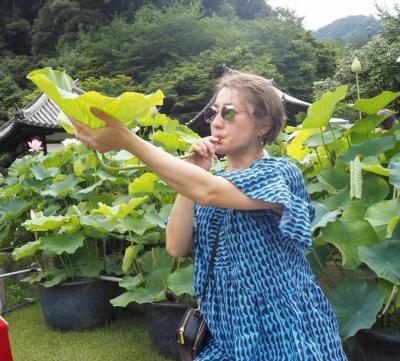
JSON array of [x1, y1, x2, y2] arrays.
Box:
[[5, 304, 174, 361]]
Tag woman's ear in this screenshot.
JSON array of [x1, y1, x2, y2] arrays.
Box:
[[258, 124, 272, 137]]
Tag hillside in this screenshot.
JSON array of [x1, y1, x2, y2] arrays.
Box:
[[313, 15, 383, 48]]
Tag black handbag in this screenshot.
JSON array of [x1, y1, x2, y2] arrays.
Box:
[[176, 223, 221, 361]]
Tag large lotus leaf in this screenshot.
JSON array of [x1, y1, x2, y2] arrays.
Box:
[[3, 184, 22, 197], [140, 247, 174, 274], [307, 244, 331, 277], [23, 215, 67, 231], [302, 86, 347, 129], [137, 112, 169, 127], [317, 168, 348, 194], [378, 279, 400, 308], [167, 264, 195, 297], [350, 91, 400, 115], [42, 269, 67, 288], [151, 131, 189, 152], [361, 156, 389, 177], [12, 240, 42, 260], [364, 199, 400, 239], [328, 278, 384, 338], [321, 219, 378, 269], [0, 199, 30, 220], [122, 216, 157, 236], [129, 173, 158, 194], [40, 232, 84, 255], [144, 206, 168, 229], [360, 176, 390, 206], [359, 239, 400, 285], [110, 287, 160, 306], [304, 128, 344, 147], [27, 67, 164, 131], [79, 214, 117, 233], [341, 204, 367, 222], [349, 113, 390, 135], [311, 203, 341, 232], [78, 258, 104, 277], [31, 164, 59, 181], [94, 196, 148, 218], [40, 174, 82, 198], [389, 153, 400, 189], [321, 187, 350, 211], [286, 129, 319, 160], [338, 135, 397, 164], [119, 275, 143, 291]]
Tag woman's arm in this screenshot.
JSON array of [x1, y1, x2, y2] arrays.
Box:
[[166, 194, 195, 257], [70, 109, 282, 212]]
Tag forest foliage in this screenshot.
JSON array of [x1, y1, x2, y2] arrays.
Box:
[[0, 0, 337, 123]]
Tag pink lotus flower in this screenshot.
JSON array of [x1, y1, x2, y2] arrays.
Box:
[[28, 139, 43, 153]]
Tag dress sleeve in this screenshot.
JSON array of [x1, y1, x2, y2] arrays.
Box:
[[220, 158, 315, 248]]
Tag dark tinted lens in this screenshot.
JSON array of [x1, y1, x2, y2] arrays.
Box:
[[221, 106, 237, 122], [204, 107, 217, 124]]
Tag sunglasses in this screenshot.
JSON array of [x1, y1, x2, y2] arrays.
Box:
[[204, 105, 247, 124]]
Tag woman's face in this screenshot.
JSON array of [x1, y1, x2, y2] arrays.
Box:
[[210, 87, 262, 157]]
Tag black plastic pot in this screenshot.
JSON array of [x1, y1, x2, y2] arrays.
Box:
[[147, 302, 189, 360], [343, 328, 400, 361], [37, 278, 116, 331]]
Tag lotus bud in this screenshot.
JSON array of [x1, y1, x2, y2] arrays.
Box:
[[351, 57, 361, 74]]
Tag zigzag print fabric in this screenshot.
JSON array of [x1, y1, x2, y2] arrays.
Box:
[[193, 157, 347, 361]]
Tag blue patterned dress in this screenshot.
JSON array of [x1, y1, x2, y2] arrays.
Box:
[[193, 157, 347, 361]]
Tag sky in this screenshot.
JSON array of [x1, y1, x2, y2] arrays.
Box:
[[267, 0, 398, 30]]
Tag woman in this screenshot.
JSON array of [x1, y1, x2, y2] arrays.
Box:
[[70, 73, 347, 361]]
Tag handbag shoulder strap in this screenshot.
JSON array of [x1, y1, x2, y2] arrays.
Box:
[[198, 220, 223, 305]]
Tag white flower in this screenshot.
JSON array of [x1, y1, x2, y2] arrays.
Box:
[[28, 139, 43, 153], [351, 57, 361, 74], [62, 138, 81, 147]]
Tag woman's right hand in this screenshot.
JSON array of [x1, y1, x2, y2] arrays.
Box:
[[187, 136, 219, 171]]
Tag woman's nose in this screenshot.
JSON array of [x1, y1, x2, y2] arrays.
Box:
[[211, 112, 225, 128]]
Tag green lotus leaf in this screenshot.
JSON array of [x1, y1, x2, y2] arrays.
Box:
[[304, 129, 344, 147], [360, 176, 390, 206], [338, 135, 397, 164], [328, 278, 384, 338], [42, 269, 67, 288], [321, 219, 378, 269], [129, 173, 158, 194], [40, 174, 82, 198], [78, 258, 104, 277], [137, 112, 169, 127], [31, 164, 59, 181], [81, 213, 119, 233], [140, 247, 174, 274], [119, 275, 143, 291], [151, 131, 188, 152], [350, 91, 400, 115], [94, 196, 148, 218], [23, 215, 66, 231], [321, 187, 351, 211], [349, 113, 390, 135], [110, 288, 160, 306], [317, 168, 348, 194], [122, 216, 156, 236], [359, 240, 400, 285], [361, 156, 389, 177], [40, 232, 84, 255], [389, 153, 400, 189], [388, 216, 400, 238], [364, 199, 400, 239], [167, 264, 195, 297], [0, 199, 30, 221], [3, 184, 22, 197], [27, 67, 164, 131], [302, 85, 347, 129], [311, 203, 341, 232], [341, 204, 367, 222], [12, 240, 42, 260]]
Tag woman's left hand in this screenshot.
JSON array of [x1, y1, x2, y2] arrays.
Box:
[[69, 108, 132, 153]]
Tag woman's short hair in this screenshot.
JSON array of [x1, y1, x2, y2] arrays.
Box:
[[214, 72, 286, 145]]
